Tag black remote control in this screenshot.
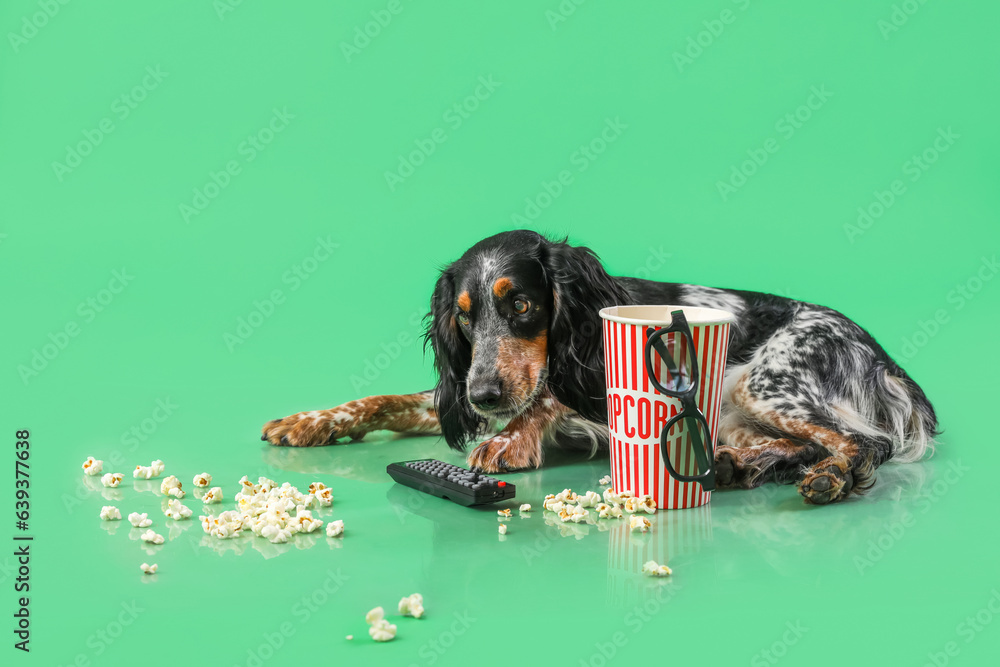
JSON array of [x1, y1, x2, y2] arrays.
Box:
[[386, 459, 516, 507]]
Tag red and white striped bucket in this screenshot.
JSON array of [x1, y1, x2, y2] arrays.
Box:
[[599, 305, 734, 510]]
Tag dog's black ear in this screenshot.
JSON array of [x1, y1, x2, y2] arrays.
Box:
[[424, 266, 484, 450], [543, 239, 629, 422]]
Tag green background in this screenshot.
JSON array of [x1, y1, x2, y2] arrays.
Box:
[[3, 1, 999, 665]]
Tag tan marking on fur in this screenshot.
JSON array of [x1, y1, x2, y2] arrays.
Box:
[[492, 277, 514, 298], [262, 391, 439, 447], [457, 291, 471, 312], [730, 375, 859, 458], [467, 389, 570, 472], [495, 331, 548, 405]]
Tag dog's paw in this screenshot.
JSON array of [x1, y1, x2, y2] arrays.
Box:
[[798, 456, 854, 505], [260, 410, 359, 447], [467, 434, 542, 473], [714, 447, 739, 488]]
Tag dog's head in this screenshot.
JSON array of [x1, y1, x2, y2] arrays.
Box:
[[426, 230, 628, 450]]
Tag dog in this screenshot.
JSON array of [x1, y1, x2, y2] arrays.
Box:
[[261, 230, 938, 504]]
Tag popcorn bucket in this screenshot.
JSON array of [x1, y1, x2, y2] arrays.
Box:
[[599, 306, 733, 510]]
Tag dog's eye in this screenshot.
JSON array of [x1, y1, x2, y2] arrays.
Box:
[[457, 313, 470, 326], [513, 299, 530, 315]]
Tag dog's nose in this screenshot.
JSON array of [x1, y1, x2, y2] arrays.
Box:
[[469, 383, 502, 410]]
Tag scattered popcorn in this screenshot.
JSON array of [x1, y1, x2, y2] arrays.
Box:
[[398, 593, 424, 619], [308, 482, 328, 494], [101, 473, 123, 488], [637, 494, 657, 514], [603, 488, 621, 505], [128, 512, 153, 528], [366, 607, 385, 625], [624, 494, 655, 513], [201, 487, 223, 504], [200, 510, 244, 539], [198, 475, 334, 543], [160, 475, 184, 498], [369, 619, 396, 642], [498, 523, 508, 535], [164, 499, 193, 520], [193, 473, 212, 487], [82, 457, 103, 476], [629, 515, 651, 532], [557, 504, 589, 523], [554, 488, 579, 503], [140, 563, 158, 574], [642, 560, 672, 577], [519, 504, 532, 512], [314, 487, 334, 507], [346, 635, 353, 641], [292, 510, 324, 534], [264, 526, 293, 544], [577, 490, 602, 507], [133, 460, 165, 479], [140, 529, 165, 544], [599, 475, 612, 485], [544, 500, 565, 514], [366, 607, 397, 642], [597, 503, 624, 519], [99, 506, 121, 521], [497, 508, 511, 517]]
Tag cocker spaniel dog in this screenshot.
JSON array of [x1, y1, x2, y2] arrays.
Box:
[[261, 230, 937, 504]]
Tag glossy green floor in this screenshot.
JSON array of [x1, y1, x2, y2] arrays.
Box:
[[3, 1, 999, 665]]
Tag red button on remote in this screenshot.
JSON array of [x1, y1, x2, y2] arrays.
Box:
[[498, 481, 506, 487]]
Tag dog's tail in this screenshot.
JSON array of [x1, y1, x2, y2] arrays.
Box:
[[836, 362, 939, 465], [871, 364, 939, 463]]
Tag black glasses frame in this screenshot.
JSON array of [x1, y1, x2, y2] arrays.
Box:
[[642, 310, 716, 492]]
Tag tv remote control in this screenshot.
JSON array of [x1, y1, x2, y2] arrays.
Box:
[[386, 459, 516, 507]]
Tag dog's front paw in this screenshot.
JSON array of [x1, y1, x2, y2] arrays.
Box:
[[798, 456, 854, 505], [260, 410, 359, 447], [467, 434, 542, 473]]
